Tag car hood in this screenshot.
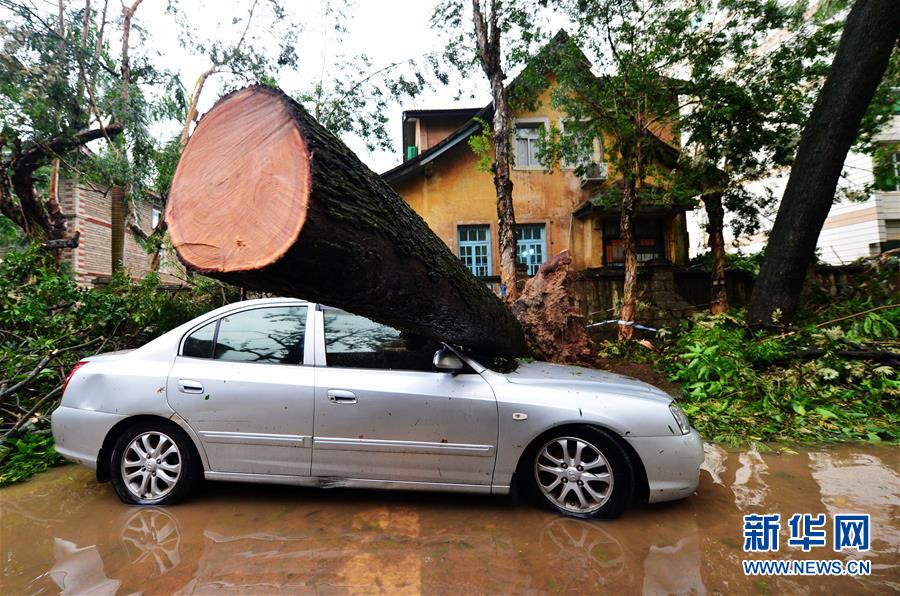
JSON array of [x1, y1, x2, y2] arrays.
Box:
[[504, 361, 672, 404]]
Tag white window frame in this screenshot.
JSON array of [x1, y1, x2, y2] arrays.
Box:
[[458, 224, 492, 277], [559, 118, 604, 170], [150, 207, 165, 262], [890, 152, 900, 192], [512, 117, 550, 170], [516, 223, 547, 276]]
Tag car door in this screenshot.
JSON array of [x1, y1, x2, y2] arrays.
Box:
[[166, 303, 316, 476], [310, 307, 498, 486]]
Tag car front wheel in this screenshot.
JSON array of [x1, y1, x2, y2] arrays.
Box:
[[110, 421, 199, 505], [527, 427, 634, 519]]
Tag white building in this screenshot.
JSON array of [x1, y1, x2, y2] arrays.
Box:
[[689, 114, 900, 264]]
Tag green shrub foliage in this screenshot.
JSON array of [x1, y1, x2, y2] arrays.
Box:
[[0, 245, 231, 485], [661, 311, 898, 445]]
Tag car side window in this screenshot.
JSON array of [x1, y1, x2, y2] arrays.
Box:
[[183, 320, 217, 359], [182, 306, 308, 364], [323, 308, 441, 371], [214, 306, 308, 364]]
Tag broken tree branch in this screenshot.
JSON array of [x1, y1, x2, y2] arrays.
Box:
[[1, 384, 64, 441]]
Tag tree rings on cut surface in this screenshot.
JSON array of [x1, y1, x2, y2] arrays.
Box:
[[167, 88, 311, 273]]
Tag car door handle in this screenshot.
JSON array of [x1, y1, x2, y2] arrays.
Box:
[[327, 389, 357, 404], [178, 379, 204, 394]]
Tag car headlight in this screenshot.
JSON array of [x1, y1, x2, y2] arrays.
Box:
[[668, 402, 691, 435]]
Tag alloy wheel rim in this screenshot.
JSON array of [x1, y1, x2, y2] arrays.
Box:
[[534, 436, 614, 514], [121, 431, 182, 500], [120, 508, 182, 575]]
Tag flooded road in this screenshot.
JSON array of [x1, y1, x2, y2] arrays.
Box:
[[2, 445, 898, 595]]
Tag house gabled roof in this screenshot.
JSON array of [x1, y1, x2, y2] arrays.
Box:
[[382, 105, 492, 184], [381, 30, 681, 186], [403, 107, 482, 119], [572, 182, 677, 219], [382, 30, 578, 184]]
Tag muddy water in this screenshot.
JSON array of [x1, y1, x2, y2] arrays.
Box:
[[1, 445, 897, 595]]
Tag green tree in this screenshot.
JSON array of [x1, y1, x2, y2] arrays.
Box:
[[546, 0, 700, 339], [748, 0, 899, 329], [431, 0, 549, 301], [1, 0, 126, 250], [544, 0, 842, 330], [670, 1, 842, 313], [2, 0, 441, 268]]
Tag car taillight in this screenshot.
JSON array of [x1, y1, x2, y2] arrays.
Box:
[[62, 361, 89, 396]]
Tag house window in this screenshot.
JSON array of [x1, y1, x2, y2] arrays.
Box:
[[560, 119, 602, 169], [891, 152, 900, 191], [516, 224, 546, 276], [151, 207, 164, 262], [602, 219, 665, 266], [514, 122, 544, 168], [458, 225, 492, 276]]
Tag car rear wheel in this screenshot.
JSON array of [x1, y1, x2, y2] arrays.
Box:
[[525, 427, 633, 519], [110, 421, 199, 505]]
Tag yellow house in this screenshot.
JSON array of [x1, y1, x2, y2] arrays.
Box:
[[383, 67, 690, 285]]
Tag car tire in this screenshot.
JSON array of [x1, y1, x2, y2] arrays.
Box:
[[520, 426, 634, 519], [109, 420, 199, 506]]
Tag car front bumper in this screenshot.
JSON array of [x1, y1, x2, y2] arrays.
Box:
[[51, 406, 128, 469], [626, 428, 704, 503]]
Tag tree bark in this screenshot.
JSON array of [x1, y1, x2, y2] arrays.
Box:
[[167, 85, 528, 356], [180, 67, 216, 147], [473, 0, 519, 302], [119, 0, 142, 114], [1, 125, 123, 243], [747, 0, 900, 329], [618, 181, 638, 341], [703, 191, 728, 314]]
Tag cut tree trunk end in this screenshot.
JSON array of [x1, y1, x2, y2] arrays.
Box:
[[167, 85, 528, 356], [703, 192, 728, 315], [511, 250, 594, 365]]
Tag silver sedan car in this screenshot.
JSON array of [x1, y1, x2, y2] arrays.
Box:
[[52, 298, 703, 518]]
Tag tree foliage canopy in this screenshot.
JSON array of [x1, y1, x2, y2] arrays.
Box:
[[0, 0, 445, 246]]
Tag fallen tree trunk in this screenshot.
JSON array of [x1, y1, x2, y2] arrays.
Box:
[[167, 85, 528, 356]]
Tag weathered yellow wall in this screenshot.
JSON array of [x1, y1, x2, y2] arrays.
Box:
[[419, 116, 473, 151], [392, 82, 684, 273]]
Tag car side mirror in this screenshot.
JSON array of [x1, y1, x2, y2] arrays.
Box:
[[433, 347, 464, 373]]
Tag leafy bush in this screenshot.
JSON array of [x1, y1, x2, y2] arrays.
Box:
[[0, 244, 232, 483], [598, 260, 899, 446], [689, 250, 766, 276], [0, 433, 61, 487], [659, 310, 898, 445]]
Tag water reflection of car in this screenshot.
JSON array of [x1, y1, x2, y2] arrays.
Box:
[[51, 298, 703, 518]]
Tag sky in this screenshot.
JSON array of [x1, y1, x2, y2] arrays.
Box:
[[134, 0, 490, 174]]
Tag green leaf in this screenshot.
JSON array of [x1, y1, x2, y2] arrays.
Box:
[[814, 407, 837, 419]]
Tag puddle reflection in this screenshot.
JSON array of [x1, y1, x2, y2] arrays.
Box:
[[1, 445, 897, 594]]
